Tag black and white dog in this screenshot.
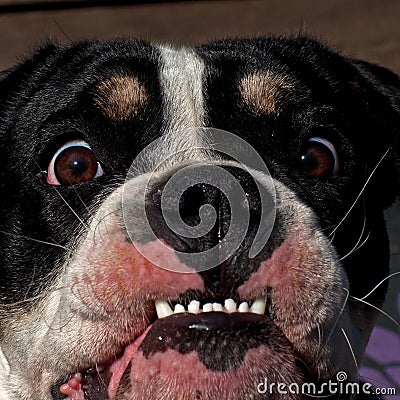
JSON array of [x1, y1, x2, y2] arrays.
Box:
[[0, 36, 399, 400]]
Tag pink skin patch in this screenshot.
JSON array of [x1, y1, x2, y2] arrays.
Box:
[[237, 225, 338, 324], [69, 226, 206, 340], [125, 346, 300, 399], [238, 229, 312, 299], [59, 373, 84, 400], [76, 221, 205, 313]]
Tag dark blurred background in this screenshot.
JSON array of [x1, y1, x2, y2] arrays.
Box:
[[1, 0, 400, 72], [0, 0, 399, 392]]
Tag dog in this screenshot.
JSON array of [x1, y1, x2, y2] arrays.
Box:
[[0, 35, 399, 400]]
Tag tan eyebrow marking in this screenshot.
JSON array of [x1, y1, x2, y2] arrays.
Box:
[[239, 72, 294, 115], [94, 75, 147, 120]]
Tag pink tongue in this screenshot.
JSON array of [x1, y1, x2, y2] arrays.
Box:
[[108, 325, 152, 400]]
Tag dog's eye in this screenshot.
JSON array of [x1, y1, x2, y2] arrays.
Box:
[[300, 137, 339, 178], [47, 140, 104, 185]]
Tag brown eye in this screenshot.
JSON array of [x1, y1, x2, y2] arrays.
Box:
[[47, 140, 104, 185], [300, 137, 339, 178]]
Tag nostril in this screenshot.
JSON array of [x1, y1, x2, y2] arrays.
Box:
[[179, 184, 210, 227]]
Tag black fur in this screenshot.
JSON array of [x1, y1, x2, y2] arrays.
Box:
[[0, 35, 399, 399]]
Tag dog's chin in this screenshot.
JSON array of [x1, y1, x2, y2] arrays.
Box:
[[57, 312, 306, 400]]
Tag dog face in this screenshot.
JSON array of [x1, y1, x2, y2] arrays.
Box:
[[0, 36, 399, 399]]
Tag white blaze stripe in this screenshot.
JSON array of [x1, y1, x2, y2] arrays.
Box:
[[0, 345, 10, 375], [157, 45, 206, 138]]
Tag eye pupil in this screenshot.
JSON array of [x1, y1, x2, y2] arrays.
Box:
[[54, 146, 99, 185]]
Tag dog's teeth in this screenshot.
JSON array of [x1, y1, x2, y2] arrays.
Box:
[[167, 299, 263, 315], [155, 299, 173, 319], [188, 300, 200, 314], [212, 302, 223, 312], [250, 298, 266, 314], [224, 299, 237, 313], [238, 302, 250, 313], [174, 304, 185, 313]]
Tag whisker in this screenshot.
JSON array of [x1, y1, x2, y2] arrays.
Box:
[[34, 162, 88, 229], [317, 323, 323, 349], [92, 209, 119, 245], [321, 223, 338, 233], [329, 149, 390, 237], [53, 18, 73, 43], [316, 287, 349, 362], [50, 184, 89, 229], [360, 271, 400, 300], [70, 184, 90, 213], [340, 325, 359, 371], [0, 284, 68, 311], [349, 295, 399, 326], [0, 230, 70, 251], [0, 294, 47, 311], [347, 197, 368, 258], [69, 280, 118, 330], [44, 306, 75, 332], [353, 232, 371, 253], [23, 262, 37, 301], [96, 362, 108, 389], [340, 231, 371, 261], [339, 201, 367, 261], [315, 322, 324, 381]]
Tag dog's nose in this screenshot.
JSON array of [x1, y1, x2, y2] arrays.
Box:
[[145, 163, 267, 291]]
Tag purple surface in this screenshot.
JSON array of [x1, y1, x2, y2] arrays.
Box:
[[365, 326, 400, 364], [359, 293, 400, 399]]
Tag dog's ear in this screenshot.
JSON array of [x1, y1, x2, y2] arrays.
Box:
[[349, 59, 400, 205]]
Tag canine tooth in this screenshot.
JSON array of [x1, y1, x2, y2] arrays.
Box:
[[224, 299, 237, 313], [212, 303, 223, 312], [203, 303, 213, 312], [188, 300, 200, 314], [250, 298, 266, 314], [174, 304, 185, 313], [155, 300, 173, 319], [238, 302, 249, 313]]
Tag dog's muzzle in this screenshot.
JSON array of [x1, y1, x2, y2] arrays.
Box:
[[51, 154, 349, 400]]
